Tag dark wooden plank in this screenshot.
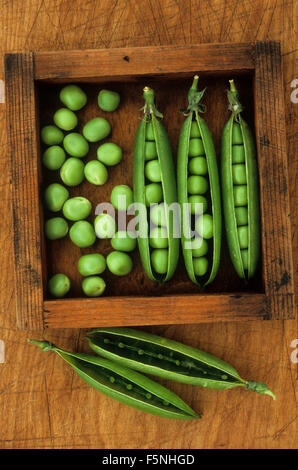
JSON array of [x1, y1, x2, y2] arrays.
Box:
[[254, 41, 295, 319], [5, 53, 44, 330], [34, 43, 255, 81]]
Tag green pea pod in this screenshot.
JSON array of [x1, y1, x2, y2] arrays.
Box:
[[177, 76, 221, 286], [133, 87, 179, 282], [29, 339, 199, 420], [86, 328, 275, 399], [221, 80, 260, 279]]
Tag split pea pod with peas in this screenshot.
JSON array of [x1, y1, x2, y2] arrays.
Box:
[[177, 76, 221, 286], [29, 340, 200, 420], [221, 80, 260, 279], [133, 87, 179, 282]]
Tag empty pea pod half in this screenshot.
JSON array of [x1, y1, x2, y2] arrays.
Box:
[[133, 87, 179, 282], [221, 80, 260, 279], [29, 340, 199, 420], [177, 76, 221, 286], [87, 328, 275, 398]]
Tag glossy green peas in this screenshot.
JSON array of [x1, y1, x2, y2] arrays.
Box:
[[111, 231, 137, 252], [48, 273, 70, 298], [98, 89, 120, 112], [150, 203, 167, 227], [235, 207, 248, 226], [187, 175, 208, 195], [82, 276, 106, 297], [195, 214, 214, 239], [111, 185, 133, 211], [149, 227, 169, 249], [69, 221, 96, 248], [188, 156, 208, 175], [232, 164, 247, 185], [190, 121, 201, 138], [191, 238, 208, 257], [106, 251, 133, 276], [237, 225, 249, 249], [60, 84, 87, 111], [232, 145, 245, 163], [84, 160, 108, 186], [232, 123, 243, 144], [145, 142, 158, 161], [41, 125, 64, 145], [53, 108, 78, 131], [60, 158, 85, 187], [151, 249, 168, 274], [97, 143, 122, 166], [83, 117, 111, 143], [62, 196, 91, 221], [94, 213, 116, 239], [63, 133, 89, 158], [241, 249, 248, 269], [42, 146, 66, 170], [193, 257, 208, 276], [188, 195, 208, 215], [145, 160, 161, 182], [45, 217, 68, 240], [78, 253, 106, 276], [233, 185, 248, 206], [145, 183, 163, 206], [145, 122, 155, 140], [189, 138, 204, 157], [44, 183, 69, 212]]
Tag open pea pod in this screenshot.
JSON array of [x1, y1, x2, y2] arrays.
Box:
[[177, 76, 221, 287], [221, 80, 260, 279], [29, 340, 199, 420], [133, 87, 179, 282], [87, 328, 275, 399]]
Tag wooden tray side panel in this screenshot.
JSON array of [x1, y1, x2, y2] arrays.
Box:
[[254, 41, 295, 319], [5, 53, 44, 330]]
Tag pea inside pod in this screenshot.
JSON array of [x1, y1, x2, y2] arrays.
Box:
[[221, 80, 260, 279], [29, 340, 200, 420], [177, 76, 221, 287]]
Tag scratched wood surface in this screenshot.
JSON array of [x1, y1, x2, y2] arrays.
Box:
[[0, 0, 297, 449]]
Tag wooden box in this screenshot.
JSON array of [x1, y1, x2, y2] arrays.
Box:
[[5, 41, 295, 330]]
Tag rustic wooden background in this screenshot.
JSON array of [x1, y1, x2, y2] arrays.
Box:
[[0, 0, 297, 449]]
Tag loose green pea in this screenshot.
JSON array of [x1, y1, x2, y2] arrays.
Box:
[[145, 183, 163, 206], [97, 143, 122, 166], [189, 156, 208, 175], [62, 196, 91, 221], [45, 217, 68, 240], [42, 145, 66, 170], [187, 175, 208, 195], [106, 251, 133, 276], [145, 142, 157, 161], [98, 89, 120, 112], [235, 207, 248, 226], [84, 160, 108, 186], [190, 121, 201, 138], [188, 195, 207, 215], [60, 85, 87, 111], [69, 221, 96, 248], [189, 138, 204, 157], [44, 183, 69, 212], [195, 214, 214, 239], [190, 237, 208, 257], [151, 249, 168, 274], [78, 254, 106, 276], [237, 225, 249, 249], [193, 257, 208, 276], [150, 203, 167, 227], [60, 158, 85, 187], [48, 273, 70, 298], [83, 117, 111, 142], [41, 125, 64, 145], [149, 227, 168, 249], [94, 213, 116, 239], [232, 145, 245, 163], [233, 185, 248, 206], [82, 276, 106, 297], [53, 108, 78, 131], [146, 122, 155, 140], [241, 249, 249, 269], [111, 231, 137, 252], [63, 133, 89, 158], [111, 185, 133, 211], [145, 160, 161, 182], [232, 164, 247, 185], [232, 123, 243, 144]]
